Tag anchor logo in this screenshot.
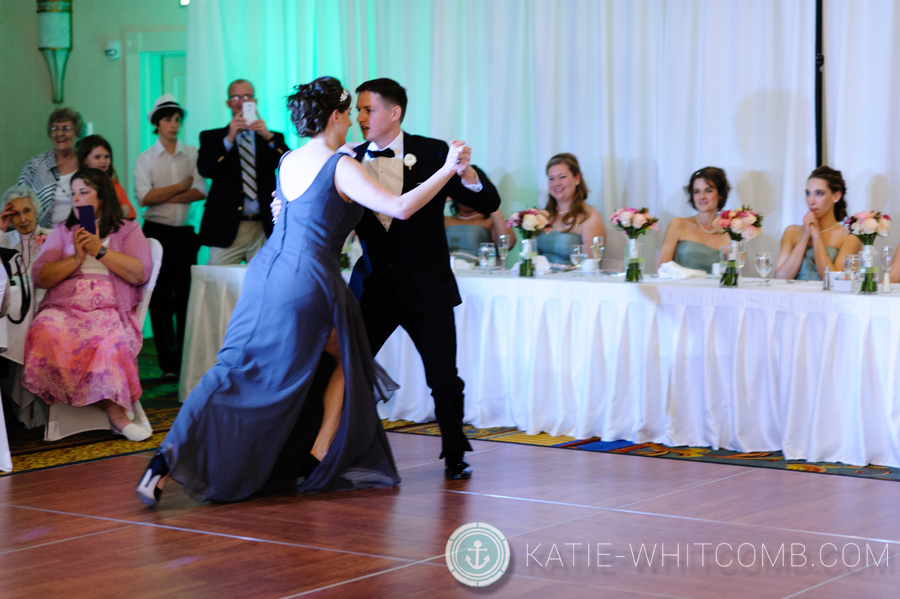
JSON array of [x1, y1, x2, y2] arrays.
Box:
[[445, 522, 510, 587], [465, 540, 490, 569]]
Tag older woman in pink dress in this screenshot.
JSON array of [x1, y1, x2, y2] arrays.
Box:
[[23, 168, 152, 441]]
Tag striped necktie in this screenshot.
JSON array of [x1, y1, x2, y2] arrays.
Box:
[[239, 131, 257, 201]]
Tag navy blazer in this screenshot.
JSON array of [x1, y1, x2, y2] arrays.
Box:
[[349, 133, 501, 313], [197, 126, 290, 248]]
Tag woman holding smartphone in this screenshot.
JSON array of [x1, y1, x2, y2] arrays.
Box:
[[22, 168, 152, 441]]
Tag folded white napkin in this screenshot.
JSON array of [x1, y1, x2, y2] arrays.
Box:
[[450, 255, 475, 271], [511, 255, 552, 275], [657, 261, 708, 280]]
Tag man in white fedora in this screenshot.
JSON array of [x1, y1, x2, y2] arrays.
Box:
[[133, 94, 206, 380]]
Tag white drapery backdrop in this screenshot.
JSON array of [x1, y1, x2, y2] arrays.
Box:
[[823, 0, 900, 253], [185, 0, 815, 268]]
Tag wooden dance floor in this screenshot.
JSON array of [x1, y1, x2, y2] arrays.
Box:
[[2, 433, 899, 598]]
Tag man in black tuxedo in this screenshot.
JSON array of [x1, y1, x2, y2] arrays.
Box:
[[349, 78, 501, 479], [198, 79, 290, 264]]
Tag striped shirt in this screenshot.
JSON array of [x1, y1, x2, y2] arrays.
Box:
[[17, 150, 61, 229]]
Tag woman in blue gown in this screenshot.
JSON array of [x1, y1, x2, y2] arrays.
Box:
[[774, 166, 860, 281], [657, 167, 732, 273], [137, 77, 468, 505], [538, 154, 605, 264]]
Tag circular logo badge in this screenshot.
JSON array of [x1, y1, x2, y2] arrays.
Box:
[[445, 522, 510, 587]]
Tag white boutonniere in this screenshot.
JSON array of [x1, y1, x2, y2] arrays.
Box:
[[403, 153, 417, 170]]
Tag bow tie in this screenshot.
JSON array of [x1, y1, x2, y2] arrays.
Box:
[[366, 148, 395, 159]]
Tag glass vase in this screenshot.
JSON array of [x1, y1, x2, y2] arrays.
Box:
[[519, 238, 536, 277], [859, 245, 879, 294], [719, 240, 742, 288], [625, 239, 644, 283]]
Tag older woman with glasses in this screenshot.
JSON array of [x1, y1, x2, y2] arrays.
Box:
[[18, 108, 85, 228]]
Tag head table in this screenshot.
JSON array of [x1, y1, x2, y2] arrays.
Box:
[[179, 266, 900, 468]]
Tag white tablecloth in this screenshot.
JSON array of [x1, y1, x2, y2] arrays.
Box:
[[179, 266, 900, 467]]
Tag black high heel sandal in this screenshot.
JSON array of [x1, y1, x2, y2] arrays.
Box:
[[136, 451, 169, 507]]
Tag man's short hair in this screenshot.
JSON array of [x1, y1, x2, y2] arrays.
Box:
[[227, 79, 254, 96], [356, 78, 408, 122], [151, 107, 184, 134]]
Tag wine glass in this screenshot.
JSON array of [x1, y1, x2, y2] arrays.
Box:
[[883, 247, 894, 292], [754, 252, 773, 285], [570, 245, 588, 276], [591, 235, 605, 266], [844, 254, 860, 289], [497, 234, 510, 270], [478, 242, 497, 272]]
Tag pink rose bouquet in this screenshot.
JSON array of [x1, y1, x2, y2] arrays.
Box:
[[507, 208, 552, 239], [609, 207, 659, 239], [844, 211, 891, 246], [713, 206, 764, 242]]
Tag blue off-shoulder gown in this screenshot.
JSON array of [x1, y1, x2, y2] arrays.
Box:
[[162, 153, 400, 502]]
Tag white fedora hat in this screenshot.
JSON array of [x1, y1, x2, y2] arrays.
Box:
[[148, 94, 186, 124]]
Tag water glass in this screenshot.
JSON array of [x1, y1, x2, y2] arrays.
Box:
[[570, 245, 588, 276], [884, 247, 894, 292], [497, 234, 510, 269], [755, 252, 772, 285], [591, 236, 605, 264], [844, 254, 860, 290], [478, 242, 497, 271]]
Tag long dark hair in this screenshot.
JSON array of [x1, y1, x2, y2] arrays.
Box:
[[545, 153, 590, 232], [808, 166, 848, 221], [76, 135, 118, 180], [66, 168, 124, 238]]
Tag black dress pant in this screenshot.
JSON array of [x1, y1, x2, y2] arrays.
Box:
[[360, 281, 472, 459], [143, 220, 198, 375]]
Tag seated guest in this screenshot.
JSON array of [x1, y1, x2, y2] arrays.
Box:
[[77, 135, 138, 219], [538, 153, 605, 264], [17, 107, 83, 228], [0, 186, 50, 428], [22, 168, 152, 441], [775, 166, 860, 281], [657, 167, 731, 273], [444, 199, 515, 262], [0, 185, 51, 270], [891, 242, 900, 284]]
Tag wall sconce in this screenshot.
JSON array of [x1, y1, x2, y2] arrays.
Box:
[[37, 0, 72, 104]]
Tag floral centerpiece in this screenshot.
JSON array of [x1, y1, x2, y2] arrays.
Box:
[[507, 209, 552, 277], [844, 211, 891, 293], [609, 208, 658, 282], [713, 206, 764, 287]]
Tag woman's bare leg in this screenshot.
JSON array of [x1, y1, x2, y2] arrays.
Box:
[[97, 399, 132, 431], [311, 329, 344, 461]]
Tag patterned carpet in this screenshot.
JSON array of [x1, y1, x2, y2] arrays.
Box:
[[3, 346, 899, 481]]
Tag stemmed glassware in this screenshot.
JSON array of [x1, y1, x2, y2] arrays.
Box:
[[570, 244, 588, 276], [497, 235, 510, 270], [754, 252, 773, 285], [883, 247, 894, 292], [844, 254, 860, 290]]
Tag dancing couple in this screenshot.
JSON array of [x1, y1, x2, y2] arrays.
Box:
[[137, 77, 500, 505]]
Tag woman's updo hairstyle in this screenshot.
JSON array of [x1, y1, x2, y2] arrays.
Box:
[[287, 76, 351, 138], [808, 165, 848, 221], [684, 166, 730, 210]]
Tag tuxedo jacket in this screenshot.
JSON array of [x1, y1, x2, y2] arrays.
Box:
[[349, 133, 501, 313], [197, 126, 290, 248]]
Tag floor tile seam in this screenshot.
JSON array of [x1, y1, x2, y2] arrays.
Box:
[[439, 490, 900, 547], [0, 525, 135, 556], [0, 504, 424, 564], [778, 550, 900, 598], [498, 571, 700, 599], [611, 468, 758, 510], [274, 557, 441, 598], [395, 445, 504, 471]]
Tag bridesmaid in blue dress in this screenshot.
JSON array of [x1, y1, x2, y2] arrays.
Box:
[[444, 200, 515, 263], [538, 153, 605, 264], [775, 166, 860, 281], [137, 77, 469, 505], [658, 167, 732, 273]]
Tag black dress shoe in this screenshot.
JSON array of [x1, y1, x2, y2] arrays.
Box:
[[136, 451, 169, 507], [445, 457, 473, 480]]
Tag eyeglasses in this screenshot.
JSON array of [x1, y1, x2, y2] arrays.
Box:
[[228, 94, 255, 102], [50, 125, 73, 133]]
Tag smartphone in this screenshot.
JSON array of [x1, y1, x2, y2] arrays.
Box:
[[77, 205, 96, 235], [242, 101, 257, 123]]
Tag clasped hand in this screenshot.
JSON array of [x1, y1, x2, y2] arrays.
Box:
[[802, 211, 820, 238], [73, 227, 102, 264], [446, 140, 472, 177], [228, 114, 273, 143]]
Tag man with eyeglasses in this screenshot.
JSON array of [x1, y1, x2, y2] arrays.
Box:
[[197, 79, 290, 265]]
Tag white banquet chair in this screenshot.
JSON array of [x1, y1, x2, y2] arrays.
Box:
[[44, 238, 163, 441]]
